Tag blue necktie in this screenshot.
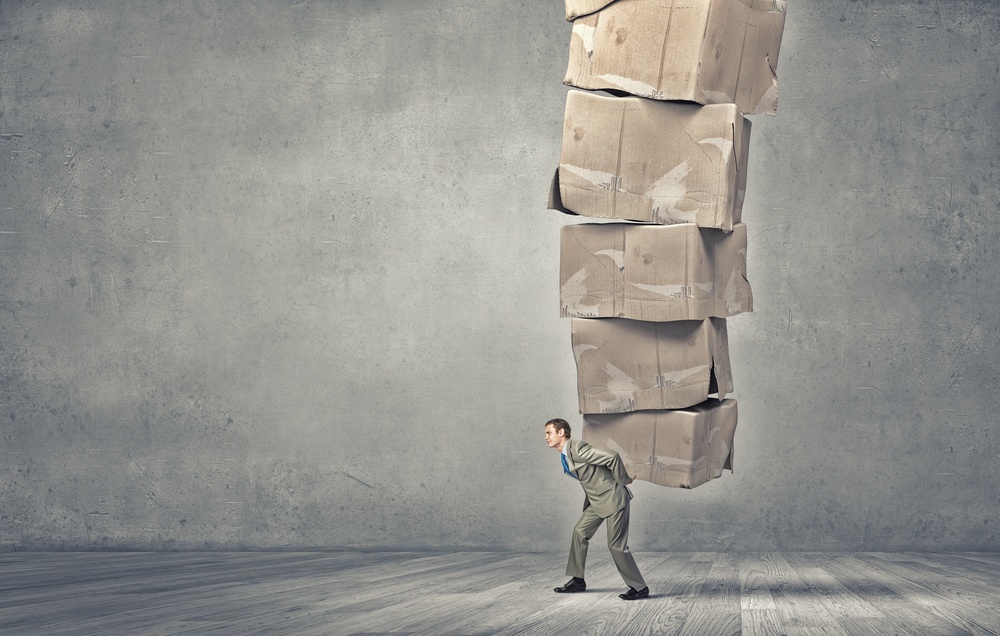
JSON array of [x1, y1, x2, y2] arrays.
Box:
[[561, 453, 577, 479]]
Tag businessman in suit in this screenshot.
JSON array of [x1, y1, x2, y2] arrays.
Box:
[[545, 418, 649, 600]]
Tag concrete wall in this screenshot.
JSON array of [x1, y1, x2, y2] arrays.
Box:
[[1, 0, 998, 552]]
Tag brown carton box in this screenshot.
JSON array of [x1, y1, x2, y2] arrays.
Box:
[[551, 90, 751, 229], [561, 222, 752, 321], [564, 0, 786, 115], [572, 317, 732, 413], [582, 398, 738, 488]]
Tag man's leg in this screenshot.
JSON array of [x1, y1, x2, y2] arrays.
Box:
[[566, 505, 603, 579], [606, 501, 646, 591]]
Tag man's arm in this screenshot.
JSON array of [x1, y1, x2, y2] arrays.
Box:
[[572, 441, 633, 486]]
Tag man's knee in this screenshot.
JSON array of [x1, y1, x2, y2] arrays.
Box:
[[573, 516, 601, 542], [608, 542, 631, 556]]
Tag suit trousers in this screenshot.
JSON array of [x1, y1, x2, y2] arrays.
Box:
[[565, 499, 646, 591]]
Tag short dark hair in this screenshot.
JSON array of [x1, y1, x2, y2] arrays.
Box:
[[545, 418, 571, 439]]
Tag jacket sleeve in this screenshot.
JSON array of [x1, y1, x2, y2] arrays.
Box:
[[572, 440, 631, 486]]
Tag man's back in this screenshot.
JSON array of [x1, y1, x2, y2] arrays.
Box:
[[565, 438, 631, 518]]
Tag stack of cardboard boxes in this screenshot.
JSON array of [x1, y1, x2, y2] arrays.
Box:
[[549, 0, 786, 488]]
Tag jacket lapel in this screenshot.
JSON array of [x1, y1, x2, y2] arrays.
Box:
[[566, 440, 583, 480]]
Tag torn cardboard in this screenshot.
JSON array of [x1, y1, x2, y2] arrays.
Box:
[[582, 398, 738, 488], [572, 317, 732, 413], [552, 90, 751, 228], [561, 222, 752, 321], [564, 0, 786, 116]]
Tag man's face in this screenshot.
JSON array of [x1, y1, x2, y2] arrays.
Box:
[[544, 424, 565, 449]]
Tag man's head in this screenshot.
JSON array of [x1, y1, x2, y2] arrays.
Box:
[[544, 418, 571, 450]]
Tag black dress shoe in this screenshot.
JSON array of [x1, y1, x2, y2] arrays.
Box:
[[619, 586, 649, 600], [554, 577, 587, 593]]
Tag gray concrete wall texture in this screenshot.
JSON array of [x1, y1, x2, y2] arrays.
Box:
[[1, 0, 998, 552]]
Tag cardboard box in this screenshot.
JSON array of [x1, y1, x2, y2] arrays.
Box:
[[564, 0, 787, 115], [561, 222, 752, 321], [564, 0, 617, 20], [572, 317, 732, 413], [551, 90, 751, 229], [582, 398, 738, 488]]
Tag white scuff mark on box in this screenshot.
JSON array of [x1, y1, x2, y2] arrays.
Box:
[[706, 426, 722, 444], [698, 137, 734, 162], [657, 365, 709, 388], [597, 74, 665, 100], [572, 22, 597, 57], [573, 343, 598, 362], [561, 269, 598, 316], [561, 163, 622, 193], [716, 441, 731, 462], [602, 362, 640, 394], [720, 269, 745, 314], [594, 248, 625, 270], [755, 82, 779, 115], [644, 161, 692, 221]]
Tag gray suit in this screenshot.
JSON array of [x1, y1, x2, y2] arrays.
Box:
[[563, 438, 646, 590]]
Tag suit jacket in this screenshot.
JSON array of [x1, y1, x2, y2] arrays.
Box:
[[564, 438, 633, 518]]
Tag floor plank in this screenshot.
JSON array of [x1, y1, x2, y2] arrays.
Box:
[[1, 551, 1000, 635], [918, 552, 1000, 589], [857, 553, 1000, 635], [677, 551, 741, 636], [759, 553, 846, 633], [814, 552, 968, 635]]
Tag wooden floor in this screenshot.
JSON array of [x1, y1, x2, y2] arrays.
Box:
[[1, 551, 999, 635]]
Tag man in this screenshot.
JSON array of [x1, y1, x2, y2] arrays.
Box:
[[544, 418, 649, 600]]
